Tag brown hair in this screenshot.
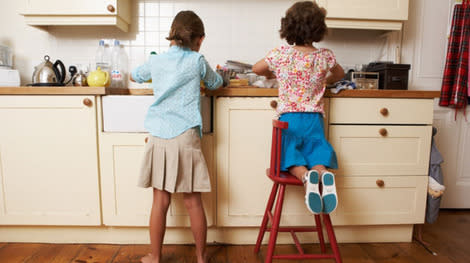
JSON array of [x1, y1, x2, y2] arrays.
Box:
[[167, 11, 205, 48], [279, 1, 327, 45]]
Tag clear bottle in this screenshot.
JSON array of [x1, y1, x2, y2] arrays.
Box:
[[110, 40, 128, 89], [95, 39, 111, 72]]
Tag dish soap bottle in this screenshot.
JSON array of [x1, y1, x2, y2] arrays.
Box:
[[145, 51, 157, 83]]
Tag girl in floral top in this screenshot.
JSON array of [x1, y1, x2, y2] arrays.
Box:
[[253, 1, 345, 214]]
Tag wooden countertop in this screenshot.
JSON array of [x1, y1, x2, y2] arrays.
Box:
[[107, 87, 441, 99], [0, 86, 440, 98], [0, 86, 106, 95]]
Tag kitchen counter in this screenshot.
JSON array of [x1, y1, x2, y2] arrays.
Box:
[[0, 86, 106, 95], [0, 86, 441, 98], [106, 87, 441, 98]]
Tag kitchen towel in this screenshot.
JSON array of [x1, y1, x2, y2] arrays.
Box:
[[440, 0, 470, 115]]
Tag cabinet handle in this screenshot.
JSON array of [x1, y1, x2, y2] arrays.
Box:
[[376, 179, 385, 188], [83, 98, 93, 107], [145, 137, 148, 143], [270, 100, 277, 109], [380, 107, 389, 116], [107, 4, 116, 13], [379, 128, 387, 136]]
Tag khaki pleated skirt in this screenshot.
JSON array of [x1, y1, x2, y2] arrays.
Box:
[[138, 128, 211, 193]]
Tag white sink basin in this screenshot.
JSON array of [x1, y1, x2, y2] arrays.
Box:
[[101, 95, 212, 133]]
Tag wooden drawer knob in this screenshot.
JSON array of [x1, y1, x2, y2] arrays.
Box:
[[145, 137, 148, 143], [379, 128, 387, 136], [376, 179, 385, 188], [107, 4, 115, 13], [380, 108, 389, 116], [83, 98, 93, 107], [270, 100, 278, 109]]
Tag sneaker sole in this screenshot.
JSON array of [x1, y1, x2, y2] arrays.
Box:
[[306, 170, 322, 214], [322, 172, 338, 214]]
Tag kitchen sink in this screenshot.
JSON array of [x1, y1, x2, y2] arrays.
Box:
[[101, 95, 212, 133]]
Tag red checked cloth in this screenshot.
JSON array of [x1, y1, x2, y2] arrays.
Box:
[[440, 0, 470, 110]]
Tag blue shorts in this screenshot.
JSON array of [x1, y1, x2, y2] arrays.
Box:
[[279, 112, 338, 171]]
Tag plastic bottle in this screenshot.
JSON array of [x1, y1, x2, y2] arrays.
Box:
[[110, 40, 128, 89], [95, 39, 112, 72]]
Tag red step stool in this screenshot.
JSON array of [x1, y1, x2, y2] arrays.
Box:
[[254, 119, 342, 263]]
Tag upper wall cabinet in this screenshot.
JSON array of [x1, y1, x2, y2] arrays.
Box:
[[316, 0, 409, 30], [21, 0, 131, 32]]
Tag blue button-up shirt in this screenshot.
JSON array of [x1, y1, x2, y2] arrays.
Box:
[[132, 45, 223, 139]]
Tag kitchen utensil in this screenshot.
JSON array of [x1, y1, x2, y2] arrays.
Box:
[[87, 67, 110, 87], [0, 45, 13, 68], [31, 55, 66, 86], [71, 66, 88, 86]]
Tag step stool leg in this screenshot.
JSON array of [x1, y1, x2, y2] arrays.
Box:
[[314, 214, 326, 253], [322, 214, 342, 263], [255, 183, 279, 253], [265, 184, 286, 263]]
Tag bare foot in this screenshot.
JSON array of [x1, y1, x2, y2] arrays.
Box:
[[141, 253, 158, 263]]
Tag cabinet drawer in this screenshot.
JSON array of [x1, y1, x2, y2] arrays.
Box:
[[329, 125, 432, 176], [330, 176, 427, 225], [329, 98, 434, 124]]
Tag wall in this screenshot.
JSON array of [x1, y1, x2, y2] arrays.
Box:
[[1, 0, 401, 87]]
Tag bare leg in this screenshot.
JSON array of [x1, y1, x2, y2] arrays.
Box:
[[183, 192, 208, 263], [141, 188, 171, 263], [311, 165, 328, 178], [289, 165, 330, 183], [288, 165, 309, 182]]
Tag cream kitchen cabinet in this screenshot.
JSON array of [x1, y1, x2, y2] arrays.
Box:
[[316, 0, 409, 30], [98, 132, 215, 227], [21, 0, 131, 32], [0, 95, 101, 225], [328, 97, 433, 225], [215, 97, 331, 227]]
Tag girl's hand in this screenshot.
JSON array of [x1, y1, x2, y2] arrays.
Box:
[[326, 64, 345, 85], [253, 59, 276, 79]]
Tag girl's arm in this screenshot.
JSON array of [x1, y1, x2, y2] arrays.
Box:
[[199, 56, 223, 90], [325, 63, 345, 85], [131, 61, 152, 83], [252, 59, 276, 79]]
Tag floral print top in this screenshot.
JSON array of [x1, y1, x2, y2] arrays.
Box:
[[265, 45, 337, 115]]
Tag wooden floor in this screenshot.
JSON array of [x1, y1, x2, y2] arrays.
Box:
[[0, 210, 468, 263]]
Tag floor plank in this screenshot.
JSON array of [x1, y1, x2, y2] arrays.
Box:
[[0, 243, 45, 263], [24, 244, 83, 263], [71, 244, 120, 263], [112, 245, 150, 263]]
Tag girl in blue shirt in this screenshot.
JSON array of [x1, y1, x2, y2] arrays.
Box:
[[132, 10, 222, 263]]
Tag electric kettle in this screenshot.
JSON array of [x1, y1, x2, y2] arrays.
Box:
[[31, 55, 66, 86]]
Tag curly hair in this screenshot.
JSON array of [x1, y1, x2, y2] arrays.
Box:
[[167, 11, 205, 48], [280, 1, 327, 45]]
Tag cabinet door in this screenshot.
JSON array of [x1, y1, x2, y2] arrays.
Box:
[[216, 97, 326, 226], [99, 133, 215, 227], [22, 0, 131, 31], [0, 96, 101, 225], [329, 125, 432, 176], [316, 0, 409, 21], [25, 0, 118, 15], [330, 176, 427, 225]]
